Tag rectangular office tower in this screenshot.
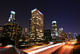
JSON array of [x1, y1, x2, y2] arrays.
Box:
[[30, 9, 44, 44], [51, 21, 58, 40]]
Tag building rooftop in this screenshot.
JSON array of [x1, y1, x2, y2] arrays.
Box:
[[31, 8, 43, 15]]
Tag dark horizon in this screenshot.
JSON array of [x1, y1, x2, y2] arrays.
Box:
[[0, 0, 80, 33]]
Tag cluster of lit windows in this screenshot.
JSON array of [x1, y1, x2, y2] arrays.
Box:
[[3, 23, 22, 40], [30, 9, 44, 42]]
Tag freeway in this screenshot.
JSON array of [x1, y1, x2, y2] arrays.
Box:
[[52, 40, 80, 54], [0, 40, 79, 54], [23, 40, 80, 54], [23, 43, 65, 54]]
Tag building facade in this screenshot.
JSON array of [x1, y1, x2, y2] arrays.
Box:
[[73, 33, 78, 39], [21, 27, 29, 42], [0, 25, 3, 37], [2, 11, 22, 46], [69, 32, 73, 40], [30, 9, 44, 44], [51, 21, 58, 40], [58, 28, 68, 41], [44, 29, 52, 42]]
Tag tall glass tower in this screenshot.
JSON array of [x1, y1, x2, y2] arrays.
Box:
[[51, 21, 58, 39], [30, 9, 44, 44], [3, 11, 22, 46]]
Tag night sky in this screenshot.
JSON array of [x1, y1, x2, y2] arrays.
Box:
[[0, 0, 80, 33]]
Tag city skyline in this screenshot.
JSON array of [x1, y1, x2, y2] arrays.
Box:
[[0, 0, 80, 33], [0, 0, 80, 54]]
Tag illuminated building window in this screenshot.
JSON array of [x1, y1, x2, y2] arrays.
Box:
[[30, 8, 44, 42]]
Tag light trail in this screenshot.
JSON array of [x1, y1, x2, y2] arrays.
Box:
[[23, 44, 53, 52], [28, 43, 65, 54]]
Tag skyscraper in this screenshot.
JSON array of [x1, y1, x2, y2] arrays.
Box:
[[58, 28, 68, 41], [73, 33, 78, 39], [69, 32, 73, 40], [0, 25, 3, 33], [22, 27, 28, 36], [22, 27, 29, 42], [0, 25, 3, 37], [51, 21, 58, 40], [44, 29, 52, 42], [30, 9, 44, 44], [58, 28, 64, 37], [2, 11, 22, 46]]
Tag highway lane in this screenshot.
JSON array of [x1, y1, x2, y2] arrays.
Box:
[[57, 45, 74, 54], [23, 43, 65, 54], [23, 44, 53, 53], [36, 43, 64, 54], [52, 40, 78, 54]]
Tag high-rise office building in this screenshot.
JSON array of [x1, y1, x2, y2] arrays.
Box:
[[69, 32, 73, 40], [30, 9, 44, 44], [2, 11, 22, 46], [0, 25, 3, 33], [73, 33, 78, 39], [22, 27, 28, 36], [51, 21, 58, 40], [22, 27, 29, 41], [58, 28, 64, 37], [58, 28, 68, 41], [44, 29, 52, 42], [0, 25, 3, 37]]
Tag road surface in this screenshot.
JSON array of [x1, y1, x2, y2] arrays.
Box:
[[23, 43, 65, 54]]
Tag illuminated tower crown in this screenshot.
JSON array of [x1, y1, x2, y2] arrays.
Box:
[[8, 11, 16, 22]]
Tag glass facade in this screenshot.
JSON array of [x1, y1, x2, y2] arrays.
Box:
[[30, 9, 44, 43], [51, 21, 58, 39]]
